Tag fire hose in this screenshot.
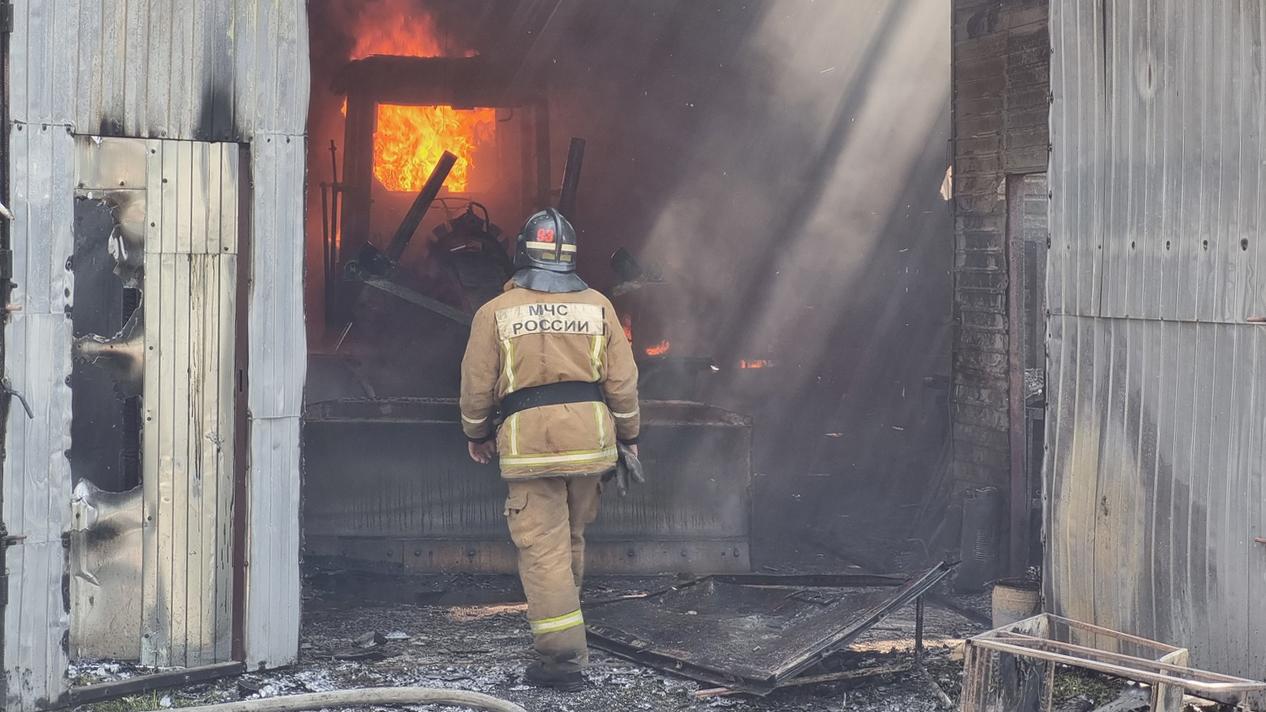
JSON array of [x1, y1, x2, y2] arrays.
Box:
[[173, 687, 528, 712]]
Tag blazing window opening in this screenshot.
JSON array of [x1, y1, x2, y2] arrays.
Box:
[[345, 0, 495, 193], [372, 104, 495, 192]]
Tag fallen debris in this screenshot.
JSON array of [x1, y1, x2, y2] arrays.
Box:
[[587, 562, 955, 695], [916, 663, 954, 709], [354, 631, 387, 648], [79, 573, 984, 712]]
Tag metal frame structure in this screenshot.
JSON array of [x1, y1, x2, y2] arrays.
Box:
[[961, 613, 1266, 712], [587, 562, 955, 695], [329, 55, 550, 321]]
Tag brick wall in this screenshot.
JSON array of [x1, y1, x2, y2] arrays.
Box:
[[950, 0, 1049, 496]]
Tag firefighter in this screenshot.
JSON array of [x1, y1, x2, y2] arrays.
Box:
[[459, 208, 640, 691]]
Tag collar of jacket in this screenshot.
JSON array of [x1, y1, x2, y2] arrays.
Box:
[[507, 268, 589, 293]]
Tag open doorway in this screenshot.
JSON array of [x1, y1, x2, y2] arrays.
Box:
[[298, 0, 952, 579], [299, 2, 762, 577]]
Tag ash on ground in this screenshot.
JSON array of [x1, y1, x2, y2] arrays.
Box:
[[75, 573, 987, 711]]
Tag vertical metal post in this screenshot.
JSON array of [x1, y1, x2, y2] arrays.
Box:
[[328, 141, 341, 274], [0, 2, 13, 699], [320, 183, 331, 324], [340, 91, 376, 269], [335, 92, 376, 323], [230, 145, 252, 663], [1005, 175, 1030, 577], [915, 596, 925, 663]]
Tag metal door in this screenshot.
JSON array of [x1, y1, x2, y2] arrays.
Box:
[[3, 136, 245, 710]]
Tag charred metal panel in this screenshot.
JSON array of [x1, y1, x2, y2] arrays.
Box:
[[587, 563, 954, 694], [62, 136, 243, 671], [303, 399, 751, 575], [11, 0, 306, 140], [1047, 0, 1266, 678], [69, 482, 143, 661]]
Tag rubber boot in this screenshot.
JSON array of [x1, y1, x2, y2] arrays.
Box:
[[523, 662, 586, 692]]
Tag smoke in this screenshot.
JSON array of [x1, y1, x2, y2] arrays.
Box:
[[304, 0, 953, 551], [509, 0, 953, 544]]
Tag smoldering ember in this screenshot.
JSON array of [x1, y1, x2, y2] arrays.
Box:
[[3, 1, 1266, 711]]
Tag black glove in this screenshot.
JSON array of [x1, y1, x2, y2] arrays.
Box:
[[612, 443, 645, 497]]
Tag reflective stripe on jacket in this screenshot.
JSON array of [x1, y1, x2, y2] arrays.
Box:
[[459, 283, 640, 479]]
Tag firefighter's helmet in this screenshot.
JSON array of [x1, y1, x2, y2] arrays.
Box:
[[511, 208, 588, 293]]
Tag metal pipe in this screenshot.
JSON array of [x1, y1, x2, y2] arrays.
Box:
[[328, 140, 341, 295], [170, 687, 527, 712], [319, 182, 331, 321], [557, 136, 586, 218], [386, 151, 457, 262]]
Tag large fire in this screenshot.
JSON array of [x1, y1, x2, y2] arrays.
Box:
[[349, 0, 495, 192], [373, 105, 494, 192]]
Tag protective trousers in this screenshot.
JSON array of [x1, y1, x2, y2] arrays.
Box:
[[504, 474, 602, 674]]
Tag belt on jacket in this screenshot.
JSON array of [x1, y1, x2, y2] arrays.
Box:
[[499, 381, 604, 418]]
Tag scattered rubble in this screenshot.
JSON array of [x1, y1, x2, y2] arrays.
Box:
[[73, 574, 984, 712]]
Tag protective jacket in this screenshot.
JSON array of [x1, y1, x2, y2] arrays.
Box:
[[460, 281, 640, 479]]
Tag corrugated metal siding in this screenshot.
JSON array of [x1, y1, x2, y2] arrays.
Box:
[[1046, 0, 1266, 678], [13, 0, 305, 139], [242, 135, 306, 669], [243, 417, 302, 670], [4, 1, 308, 708], [139, 140, 240, 668], [2, 125, 76, 712]]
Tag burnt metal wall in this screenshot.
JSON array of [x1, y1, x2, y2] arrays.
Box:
[[950, 0, 1049, 558], [303, 399, 752, 575], [4, 2, 308, 709], [1046, 0, 1266, 677]]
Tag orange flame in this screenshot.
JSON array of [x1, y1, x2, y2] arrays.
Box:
[[738, 359, 774, 369], [645, 340, 671, 357], [620, 314, 634, 344], [348, 0, 495, 192], [373, 105, 494, 192]]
